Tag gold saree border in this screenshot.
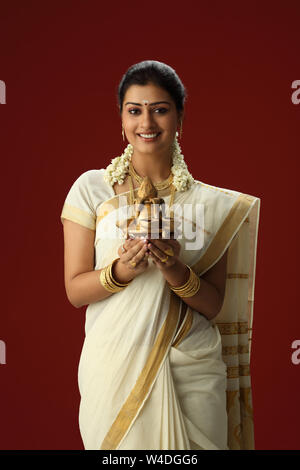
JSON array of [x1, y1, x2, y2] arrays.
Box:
[[96, 195, 122, 227], [100, 292, 181, 450], [172, 307, 193, 349], [61, 203, 96, 230], [191, 193, 255, 276], [222, 344, 249, 356], [217, 322, 248, 335], [227, 364, 250, 379]]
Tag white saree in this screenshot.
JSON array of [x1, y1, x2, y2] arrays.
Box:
[[60, 168, 260, 450]]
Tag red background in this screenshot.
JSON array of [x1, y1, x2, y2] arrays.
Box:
[[0, 0, 299, 450]]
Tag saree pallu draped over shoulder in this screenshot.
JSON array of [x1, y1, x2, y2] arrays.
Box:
[[61, 171, 260, 450]]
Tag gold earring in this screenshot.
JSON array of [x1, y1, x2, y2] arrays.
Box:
[[122, 126, 125, 141]]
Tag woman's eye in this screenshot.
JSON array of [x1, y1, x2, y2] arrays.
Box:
[[128, 107, 168, 115], [154, 107, 168, 114]]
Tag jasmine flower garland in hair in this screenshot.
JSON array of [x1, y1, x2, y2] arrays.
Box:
[[104, 132, 194, 192], [171, 133, 194, 192], [104, 144, 132, 186]]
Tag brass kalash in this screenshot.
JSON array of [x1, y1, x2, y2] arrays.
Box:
[[116, 177, 175, 239]]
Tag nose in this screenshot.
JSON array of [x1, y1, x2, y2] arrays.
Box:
[[140, 109, 156, 130]]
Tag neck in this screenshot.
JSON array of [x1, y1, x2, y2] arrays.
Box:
[[131, 147, 173, 183]]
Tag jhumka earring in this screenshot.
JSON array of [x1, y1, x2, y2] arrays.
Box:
[[122, 126, 125, 141]]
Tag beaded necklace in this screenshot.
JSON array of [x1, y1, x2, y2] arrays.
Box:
[[128, 161, 174, 191]]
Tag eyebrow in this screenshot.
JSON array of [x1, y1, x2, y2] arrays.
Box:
[[124, 101, 171, 106]]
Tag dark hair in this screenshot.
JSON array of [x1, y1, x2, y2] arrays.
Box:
[[117, 60, 186, 115]]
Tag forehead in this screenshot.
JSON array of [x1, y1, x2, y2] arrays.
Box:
[[123, 83, 172, 103]]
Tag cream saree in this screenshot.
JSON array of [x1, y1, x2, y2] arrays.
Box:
[[60, 168, 260, 450]]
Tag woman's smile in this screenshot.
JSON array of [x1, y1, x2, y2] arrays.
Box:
[[137, 132, 162, 142]]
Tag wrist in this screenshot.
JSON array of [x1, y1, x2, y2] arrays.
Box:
[[169, 265, 201, 298], [113, 259, 135, 284], [161, 259, 190, 286]]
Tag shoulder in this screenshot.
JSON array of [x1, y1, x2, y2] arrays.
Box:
[[70, 168, 113, 197], [64, 168, 114, 214], [71, 168, 105, 186], [192, 179, 260, 203], [193, 179, 240, 197], [187, 180, 260, 225]]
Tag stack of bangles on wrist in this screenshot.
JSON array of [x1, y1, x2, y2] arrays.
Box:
[[99, 258, 131, 293], [169, 266, 200, 298]]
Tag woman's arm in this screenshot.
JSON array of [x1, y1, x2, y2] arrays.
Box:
[[147, 239, 228, 321], [62, 220, 148, 308], [162, 252, 228, 321], [63, 219, 148, 308], [63, 219, 111, 308]]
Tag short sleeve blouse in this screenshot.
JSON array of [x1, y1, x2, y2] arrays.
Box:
[[60, 169, 113, 231]]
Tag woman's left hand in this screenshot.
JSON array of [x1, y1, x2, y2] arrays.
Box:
[[146, 238, 181, 270]]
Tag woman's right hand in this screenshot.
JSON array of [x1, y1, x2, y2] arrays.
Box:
[[113, 237, 149, 283]]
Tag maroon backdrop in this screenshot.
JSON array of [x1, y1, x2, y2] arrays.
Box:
[[0, 0, 299, 450]]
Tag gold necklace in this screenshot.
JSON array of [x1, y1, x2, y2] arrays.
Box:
[[129, 161, 173, 191]]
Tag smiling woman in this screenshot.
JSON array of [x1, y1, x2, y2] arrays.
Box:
[[60, 60, 261, 450], [121, 82, 180, 176]]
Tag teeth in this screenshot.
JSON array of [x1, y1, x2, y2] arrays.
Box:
[[139, 133, 159, 138]]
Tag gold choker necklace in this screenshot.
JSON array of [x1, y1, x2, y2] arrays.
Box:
[[129, 162, 173, 191]]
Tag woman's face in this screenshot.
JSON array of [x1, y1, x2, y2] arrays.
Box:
[[121, 82, 182, 156]]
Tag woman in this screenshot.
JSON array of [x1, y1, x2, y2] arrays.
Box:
[[60, 60, 260, 450]]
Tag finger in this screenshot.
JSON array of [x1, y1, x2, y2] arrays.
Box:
[[147, 242, 168, 262], [161, 238, 181, 254], [148, 250, 165, 267], [123, 237, 143, 252], [148, 239, 174, 257], [166, 238, 180, 246], [133, 243, 149, 264], [123, 240, 147, 262], [151, 238, 179, 249], [165, 239, 181, 255], [129, 244, 148, 268], [118, 246, 123, 258]]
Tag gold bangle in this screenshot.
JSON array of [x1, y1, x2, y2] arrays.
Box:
[[99, 259, 131, 293], [100, 265, 125, 293], [110, 259, 131, 287], [169, 266, 201, 298], [100, 266, 118, 293]]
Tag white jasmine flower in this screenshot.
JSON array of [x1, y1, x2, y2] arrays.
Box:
[[104, 136, 194, 191]]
